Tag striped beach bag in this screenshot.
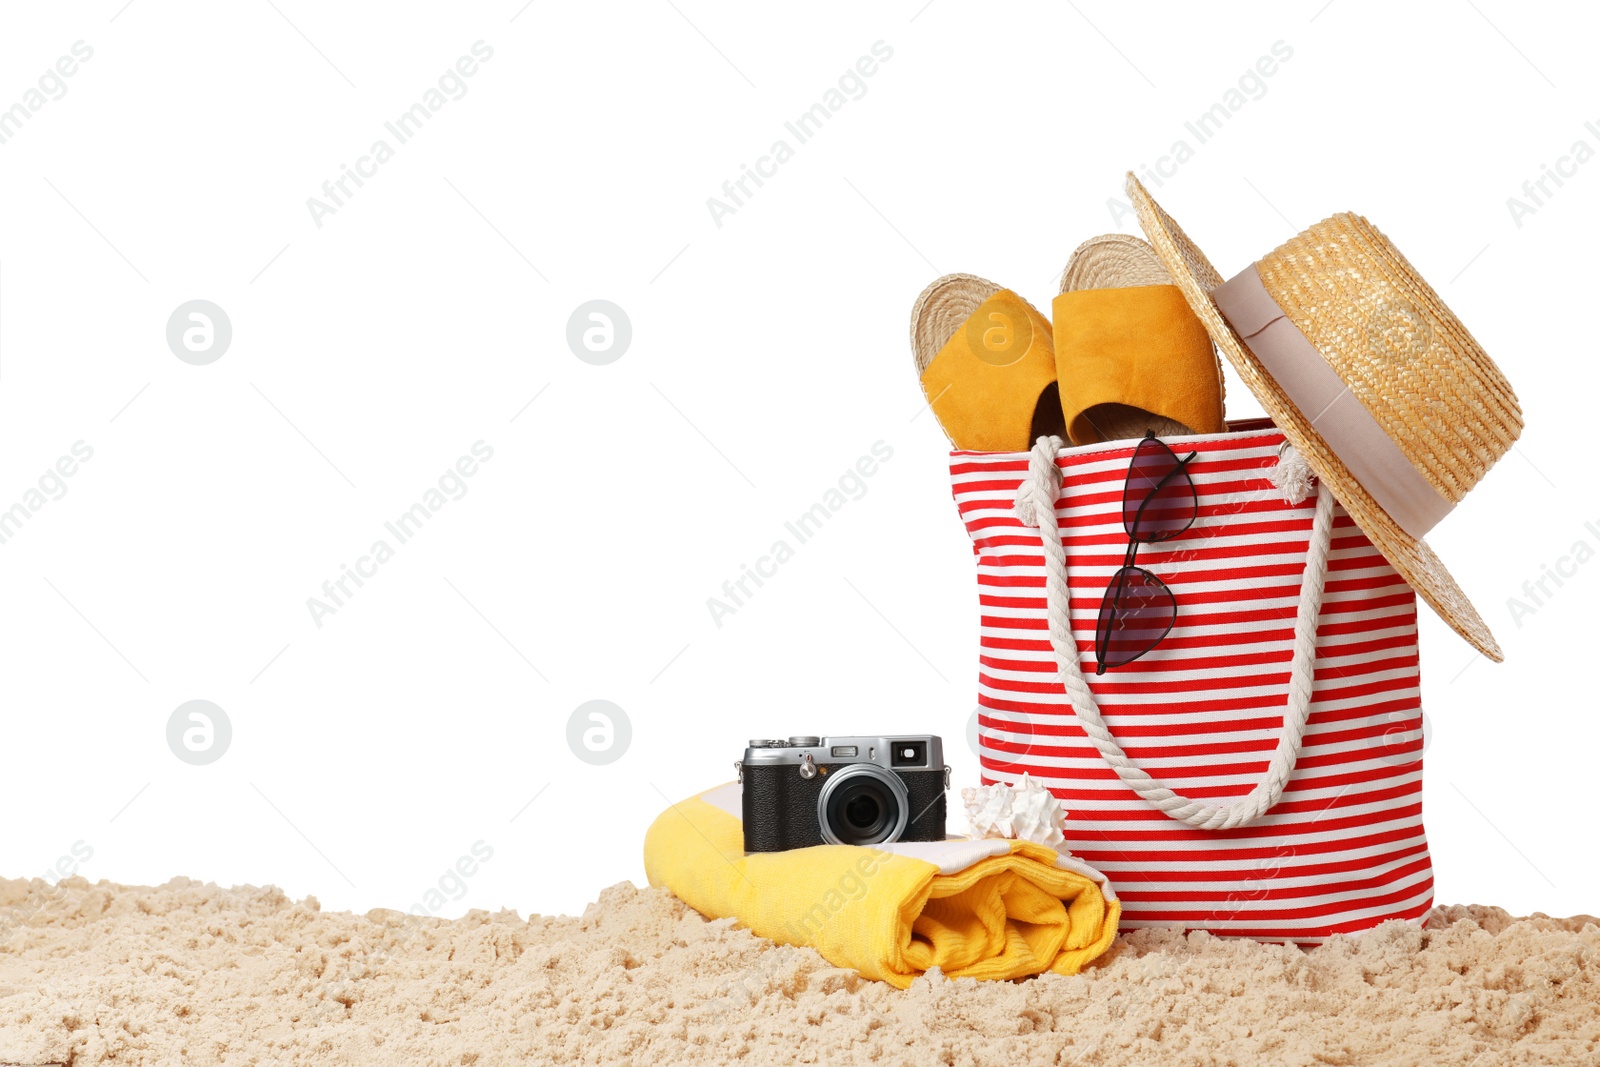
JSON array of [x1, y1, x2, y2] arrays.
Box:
[[954, 425, 1432, 941]]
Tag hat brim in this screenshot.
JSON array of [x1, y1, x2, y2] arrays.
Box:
[[1124, 173, 1503, 662]]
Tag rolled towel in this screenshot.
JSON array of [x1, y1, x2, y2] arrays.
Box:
[[643, 782, 1120, 989]]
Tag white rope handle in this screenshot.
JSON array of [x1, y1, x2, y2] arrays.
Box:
[[1013, 435, 1335, 831]]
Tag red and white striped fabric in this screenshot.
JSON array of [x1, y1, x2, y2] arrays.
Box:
[[953, 427, 1432, 941]]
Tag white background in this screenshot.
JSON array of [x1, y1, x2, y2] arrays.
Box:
[[0, 0, 1594, 923]]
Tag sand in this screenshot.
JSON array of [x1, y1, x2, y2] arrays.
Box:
[[0, 876, 1596, 1066]]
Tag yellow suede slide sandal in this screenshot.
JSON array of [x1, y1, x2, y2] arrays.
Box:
[[911, 274, 1064, 452], [1053, 234, 1228, 445]]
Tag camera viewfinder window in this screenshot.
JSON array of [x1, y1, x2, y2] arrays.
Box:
[[890, 741, 927, 767]]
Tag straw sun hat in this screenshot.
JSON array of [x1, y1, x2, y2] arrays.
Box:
[[1125, 173, 1523, 661]]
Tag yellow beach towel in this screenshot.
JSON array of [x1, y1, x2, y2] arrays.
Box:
[[643, 783, 1120, 989]]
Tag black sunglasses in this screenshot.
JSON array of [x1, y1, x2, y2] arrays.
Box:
[[1095, 432, 1198, 674]]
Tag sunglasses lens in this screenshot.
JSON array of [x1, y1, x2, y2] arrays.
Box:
[[1096, 567, 1178, 672], [1122, 437, 1197, 543]]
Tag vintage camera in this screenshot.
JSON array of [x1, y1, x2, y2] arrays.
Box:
[[738, 735, 949, 852]]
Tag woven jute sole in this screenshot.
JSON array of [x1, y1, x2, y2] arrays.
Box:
[[910, 273, 1002, 379], [1125, 173, 1504, 661], [1057, 234, 1226, 443]]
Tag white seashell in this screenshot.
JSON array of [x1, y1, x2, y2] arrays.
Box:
[[961, 782, 1016, 839], [961, 774, 1071, 851]]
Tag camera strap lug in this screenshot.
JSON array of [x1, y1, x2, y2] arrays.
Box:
[[734, 759, 742, 784], [943, 765, 951, 791]]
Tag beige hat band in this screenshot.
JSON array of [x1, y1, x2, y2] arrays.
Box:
[[1211, 264, 1455, 539]]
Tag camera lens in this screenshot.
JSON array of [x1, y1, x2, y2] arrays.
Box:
[[845, 793, 880, 829], [817, 765, 909, 846]]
